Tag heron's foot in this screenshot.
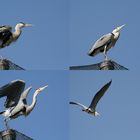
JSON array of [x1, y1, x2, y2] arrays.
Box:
[[105, 56, 108, 61], [103, 54, 109, 61], [103, 45, 110, 60], [0, 55, 4, 62]]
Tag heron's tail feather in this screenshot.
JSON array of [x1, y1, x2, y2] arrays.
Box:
[[88, 45, 106, 57], [88, 48, 100, 57]]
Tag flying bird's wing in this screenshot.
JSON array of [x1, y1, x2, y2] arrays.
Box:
[[88, 33, 113, 56], [89, 80, 112, 110], [0, 25, 12, 48], [69, 101, 88, 110], [0, 80, 25, 108]]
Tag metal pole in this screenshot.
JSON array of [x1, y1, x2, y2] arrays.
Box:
[[0, 59, 24, 70], [0, 60, 9, 70], [1, 129, 16, 140], [100, 60, 115, 70], [69, 60, 128, 70]]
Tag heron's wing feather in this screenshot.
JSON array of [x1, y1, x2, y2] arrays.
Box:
[[0, 26, 12, 32], [0, 25, 12, 47], [89, 80, 112, 110], [0, 26, 12, 48], [93, 33, 112, 49], [0, 80, 25, 108], [88, 33, 112, 56], [69, 101, 87, 109], [10, 104, 25, 117]]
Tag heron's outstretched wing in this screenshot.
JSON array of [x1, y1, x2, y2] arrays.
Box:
[[89, 80, 112, 110], [69, 101, 88, 110], [0, 80, 25, 108], [0, 26, 12, 32], [0, 25, 12, 48], [88, 33, 113, 56]]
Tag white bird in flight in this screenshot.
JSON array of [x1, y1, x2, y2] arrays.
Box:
[[70, 80, 112, 116]]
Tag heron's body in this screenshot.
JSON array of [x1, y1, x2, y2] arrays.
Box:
[[0, 22, 32, 49], [88, 25, 125, 60], [1, 107, 25, 119], [89, 33, 119, 57], [0, 80, 48, 129], [82, 108, 96, 116], [70, 80, 112, 116]]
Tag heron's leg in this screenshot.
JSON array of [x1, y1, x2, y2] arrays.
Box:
[[103, 45, 108, 60], [0, 55, 4, 61], [4, 118, 10, 130]]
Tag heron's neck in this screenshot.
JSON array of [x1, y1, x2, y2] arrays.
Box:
[[13, 25, 22, 40], [26, 91, 39, 115], [111, 31, 120, 39]]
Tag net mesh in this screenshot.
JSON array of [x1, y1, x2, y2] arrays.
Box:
[[69, 60, 128, 70], [0, 129, 33, 140], [0, 59, 24, 70]]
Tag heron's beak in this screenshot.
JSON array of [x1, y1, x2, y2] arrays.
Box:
[[25, 23, 33, 27], [118, 24, 126, 30], [38, 85, 48, 92]]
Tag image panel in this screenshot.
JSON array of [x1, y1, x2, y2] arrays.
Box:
[[0, 71, 69, 140], [70, 71, 140, 140], [69, 0, 139, 70], [0, 0, 68, 70]]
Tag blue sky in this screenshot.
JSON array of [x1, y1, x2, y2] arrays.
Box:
[[0, 0, 68, 70], [70, 71, 140, 140], [0, 0, 139, 140], [70, 0, 140, 70], [0, 71, 69, 139]]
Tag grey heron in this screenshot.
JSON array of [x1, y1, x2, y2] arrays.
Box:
[[0, 22, 32, 49], [69, 80, 112, 116], [0, 80, 48, 129], [88, 25, 125, 60]]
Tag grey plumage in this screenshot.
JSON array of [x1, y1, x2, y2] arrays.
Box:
[[0, 80, 48, 129], [88, 25, 125, 60], [70, 80, 112, 116], [0, 79, 25, 108], [88, 80, 112, 111], [0, 22, 32, 48]]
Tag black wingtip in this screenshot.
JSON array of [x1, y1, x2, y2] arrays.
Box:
[[106, 80, 112, 86], [69, 101, 76, 105], [105, 80, 112, 88], [109, 79, 112, 84], [69, 102, 73, 104], [87, 50, 95, 57]]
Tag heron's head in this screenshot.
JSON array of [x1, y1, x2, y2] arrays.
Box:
[[112, 24, 126, 34], [94, 111, 100, 117], [16, 22, 32, 29], [36, 85, 48, 94]]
